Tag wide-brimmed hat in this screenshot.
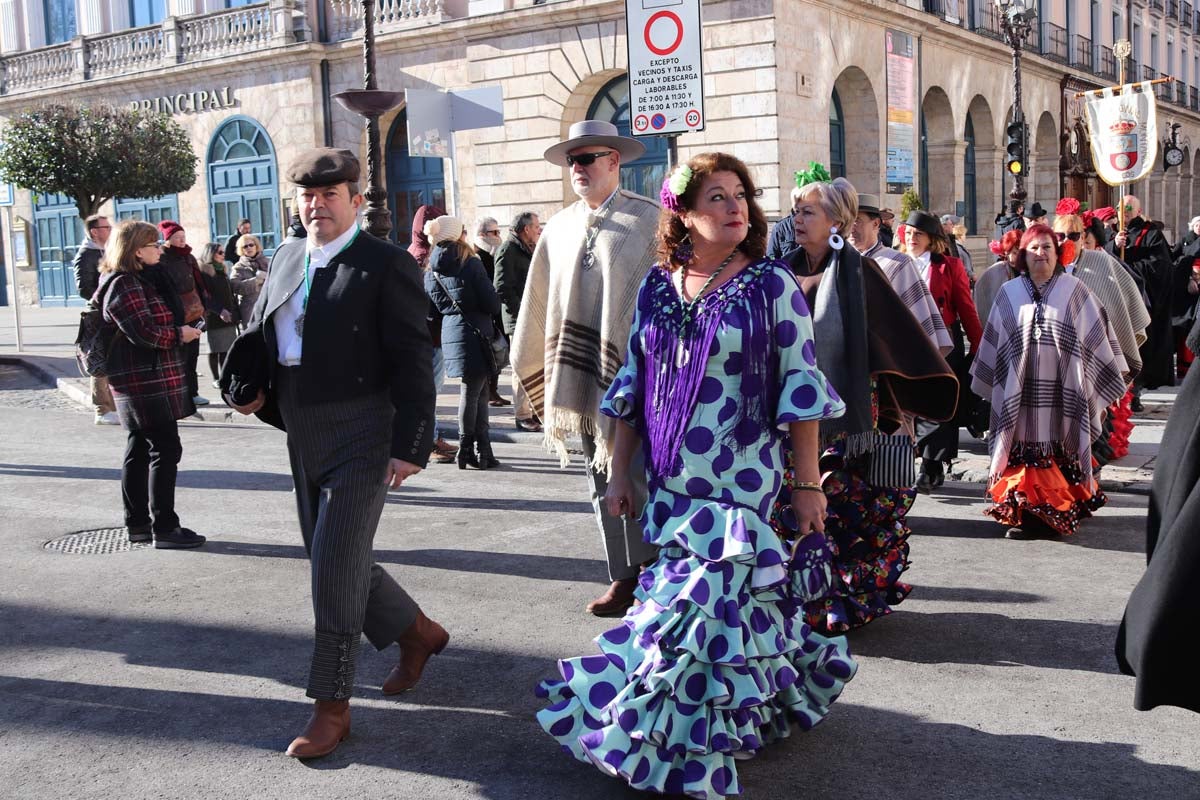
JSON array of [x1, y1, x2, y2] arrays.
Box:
[[880, 208, 895, 221], [858, 194, 882, 216], [905, 210, 942, 240], [543, 120, 645, 167], [1028, 202, 1048, 219]]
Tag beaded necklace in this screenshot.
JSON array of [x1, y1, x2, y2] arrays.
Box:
[[672, 249, 738, 367]]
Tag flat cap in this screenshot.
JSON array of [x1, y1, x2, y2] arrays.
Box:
[[286, 147, 361, 187]]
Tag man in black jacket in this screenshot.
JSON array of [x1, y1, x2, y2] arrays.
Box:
[[494, 210, 541, 431], [223, 218, 251, 263], [73, 214, 118, 424], [1109, 194, 1176, 404], [230, 148, 441, 760]]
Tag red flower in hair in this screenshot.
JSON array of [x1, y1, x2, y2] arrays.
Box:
[[989, 240, 1004, 255], [1055, 198, 1081, 217], [1081, 210, 1096, 227]]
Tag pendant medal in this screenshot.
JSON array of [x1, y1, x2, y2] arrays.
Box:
[[675, 339, 689, 368], [581, 250, 595, 270]]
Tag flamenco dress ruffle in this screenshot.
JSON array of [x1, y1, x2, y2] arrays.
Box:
[[1107, 390, 1135, 460], [771, 437, 914, 633], [536, 496, 856, 800], [985, 443, 1107, 536]]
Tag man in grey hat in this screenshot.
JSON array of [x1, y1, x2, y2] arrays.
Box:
[[510, 120, 660, 617], [229, 147, 442, 759]]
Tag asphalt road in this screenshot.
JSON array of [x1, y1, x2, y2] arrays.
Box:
[[0, 375, 1196, 800]]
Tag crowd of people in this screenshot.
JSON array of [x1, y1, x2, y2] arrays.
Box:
[[71, 123, 1199, 794]]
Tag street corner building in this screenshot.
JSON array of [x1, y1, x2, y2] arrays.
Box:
[[4, 0, 1200, 311]]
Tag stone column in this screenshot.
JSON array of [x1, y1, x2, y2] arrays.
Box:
[[0, 0, 21, 53], [169, 0, 197, 16], [22, 0, 46, 50], [77, 0, 105, 35], [973, 145, 1003, 232], [926, 140, 965, 219]]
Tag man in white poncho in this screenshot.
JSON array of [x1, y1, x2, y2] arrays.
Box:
[[511, 120, 660, 616]]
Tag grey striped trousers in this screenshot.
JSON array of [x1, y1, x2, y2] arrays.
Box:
[[276, 367, 420, 700]]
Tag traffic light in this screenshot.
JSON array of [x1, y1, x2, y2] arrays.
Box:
[[1006, 120, 1027, 176]]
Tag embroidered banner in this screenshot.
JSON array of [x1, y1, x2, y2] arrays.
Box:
[[1083, 82, 1159, 187]]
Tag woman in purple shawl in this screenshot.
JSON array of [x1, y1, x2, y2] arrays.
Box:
[[535, 152, 856, 799]]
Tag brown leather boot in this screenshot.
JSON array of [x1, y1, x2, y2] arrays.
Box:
[[382, 612, 449, 695], [285, 699, 350, 759], [585, 578, 638, 617]]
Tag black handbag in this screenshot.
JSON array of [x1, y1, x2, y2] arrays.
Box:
[[431, 271, 509, 374], [74, 276, 120, 378]]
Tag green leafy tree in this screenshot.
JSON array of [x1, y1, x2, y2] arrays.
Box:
[[900, 187, 923, 218], [0, 103, 197, 220]]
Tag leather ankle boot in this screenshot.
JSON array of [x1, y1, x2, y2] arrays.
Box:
[[586, 578, 639, 617], [456, 436, 480, 470], [382, 611, 450, 695], [286, 699, 350, 759]]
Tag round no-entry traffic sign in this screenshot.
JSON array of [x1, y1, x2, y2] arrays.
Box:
[[644, 10, 684, 56], [685, 109, 701, 127], [633, 114, 650, 132]]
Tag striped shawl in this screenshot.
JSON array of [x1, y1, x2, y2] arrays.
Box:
[[511, 189, 660, 470], [970, 272, 1128, 483], [1071, 248, 1152, 379], [864, 242, 953, 354]]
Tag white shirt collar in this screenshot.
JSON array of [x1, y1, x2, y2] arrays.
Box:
[[306, 222, 358, 260], [915, 251, 932, 268]]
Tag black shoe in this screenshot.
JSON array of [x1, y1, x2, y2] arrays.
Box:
[[127, 526, 152, 544], [456, 436, 481, 470], [915, 472, 933, 494], [1130, 397, 1144, 413], [154, 527, 206, 549], [515, 417, 542, 433], [475, 439, 500, 470]]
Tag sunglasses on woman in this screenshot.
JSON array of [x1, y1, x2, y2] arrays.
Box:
[[1055, 232, 1082, 242], [564, 150, 613, 167]]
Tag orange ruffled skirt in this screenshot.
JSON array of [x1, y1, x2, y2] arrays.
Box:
[[985, 444, 1107, 536], [1107, 390, 1135, 460]]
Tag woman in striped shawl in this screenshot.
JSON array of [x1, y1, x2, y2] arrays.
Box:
[[970, 225, 1128, 540]]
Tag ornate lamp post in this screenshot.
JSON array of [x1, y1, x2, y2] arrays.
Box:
[[333, 0, 402, 240], [996, 0, 1038, 207]]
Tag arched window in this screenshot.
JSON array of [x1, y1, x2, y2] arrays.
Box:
[[207, 116, 280, 253], [385, 108, 447, 248], [964, 115, 977, 235], [829, 89, 846, 179], [587, 76, 669, 199]]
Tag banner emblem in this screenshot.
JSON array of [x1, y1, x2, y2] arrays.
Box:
[[1083, 82, 1158, 187]]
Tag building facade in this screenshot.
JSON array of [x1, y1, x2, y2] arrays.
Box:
[[1, 0, 1199, 307]]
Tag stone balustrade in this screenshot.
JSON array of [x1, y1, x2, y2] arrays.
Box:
[[87, 28, 166, 79], [326, 0, 452, 42], [0, 0, 300, 96]]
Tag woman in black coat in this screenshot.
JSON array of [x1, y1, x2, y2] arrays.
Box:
[[424, 216, 503, 470], [1116, 316, 1200, 714]]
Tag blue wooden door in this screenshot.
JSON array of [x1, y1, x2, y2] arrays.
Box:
[[207, 117, 280, 255], [33, 193, 84, 306], [386, 110, 447, 248]]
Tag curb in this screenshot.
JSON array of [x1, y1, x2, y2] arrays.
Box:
[[0, 355, 92, 410]]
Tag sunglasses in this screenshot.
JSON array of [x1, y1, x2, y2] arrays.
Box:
[[1055, 232, 1082, 242], [565, 150, 613, 167]]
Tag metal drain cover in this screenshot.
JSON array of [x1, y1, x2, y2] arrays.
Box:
[[44, 528, 150, 555]]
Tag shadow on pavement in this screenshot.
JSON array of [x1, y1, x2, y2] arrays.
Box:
[[908, 586, 1045, 604], [385, 494, 593, 514], [0, 674, 1193, 798], [757, 703, 1199, 799], [846, 609, 1122, 674], [0, 463, 294, 492], [201, 541, 607, 584]]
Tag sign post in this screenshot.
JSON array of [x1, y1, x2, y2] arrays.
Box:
[[626, 0, 705, 151], [0, 186, 22, 350], [405, 86, 505, 215]]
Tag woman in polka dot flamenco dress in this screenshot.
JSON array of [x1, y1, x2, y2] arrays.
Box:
[[536, 152, 857, 799]]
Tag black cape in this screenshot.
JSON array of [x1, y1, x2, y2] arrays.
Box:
[[1110, 217, 1175, 389], [1115, 333, 1200, 713]]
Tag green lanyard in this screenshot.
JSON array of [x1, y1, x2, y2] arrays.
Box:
[[296, 228, 359, 337]]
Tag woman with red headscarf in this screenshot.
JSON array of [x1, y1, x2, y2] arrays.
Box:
[[970, 224, 1128, 540]]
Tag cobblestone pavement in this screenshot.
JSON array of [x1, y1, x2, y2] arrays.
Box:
[[0, 363, 88, 414]]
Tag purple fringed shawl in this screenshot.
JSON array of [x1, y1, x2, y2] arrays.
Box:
[[641, 261, 778, 482]]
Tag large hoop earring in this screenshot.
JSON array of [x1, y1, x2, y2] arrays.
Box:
[[828, 226, 844, 251], [673, 233, 694, 265]]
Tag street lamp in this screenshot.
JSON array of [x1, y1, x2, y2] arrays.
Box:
[[996, 0, 1038, 207], [333, 0, 402, 240]]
